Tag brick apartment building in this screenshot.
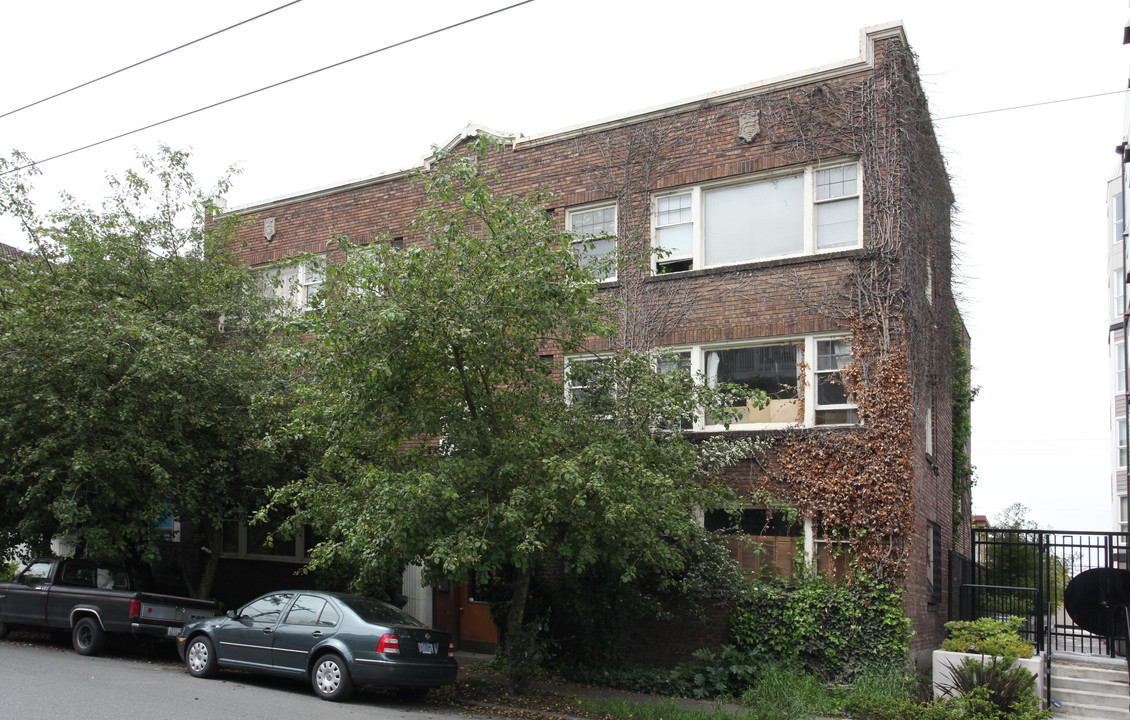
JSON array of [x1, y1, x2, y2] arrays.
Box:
[[216, 22, 968, 663]]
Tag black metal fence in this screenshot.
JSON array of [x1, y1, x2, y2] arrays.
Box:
[[951, 528, 1130, 656]]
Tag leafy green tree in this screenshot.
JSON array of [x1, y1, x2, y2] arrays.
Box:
[[0, 147, 299, 595], [981, 504, 1070, 612], [277, 138, 757, 691]]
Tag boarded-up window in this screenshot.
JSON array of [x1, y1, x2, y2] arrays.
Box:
[[705, 508, 802, 581]]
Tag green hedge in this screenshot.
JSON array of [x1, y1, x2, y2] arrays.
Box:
[[730, 577, 910, 681]]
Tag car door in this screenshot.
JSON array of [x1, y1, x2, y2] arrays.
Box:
[[216, 593, 293, 669], [270, 594, 339, 674], [3, 561, 54, 625]]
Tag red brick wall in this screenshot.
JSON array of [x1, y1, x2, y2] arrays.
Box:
[[223, 30, 959, 661]]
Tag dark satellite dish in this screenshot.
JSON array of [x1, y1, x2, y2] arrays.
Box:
[[1064, 567, 1130, 637]]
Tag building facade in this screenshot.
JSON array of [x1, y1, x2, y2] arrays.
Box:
[[1108, 174, 1126, 534], [221, 23, 967, 661]]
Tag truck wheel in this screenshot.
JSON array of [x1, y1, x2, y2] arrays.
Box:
[[72, 617, 105, 656], [311, 653, 353, 701], [185, 636, 218, 678], [0, 620, 9, 640]]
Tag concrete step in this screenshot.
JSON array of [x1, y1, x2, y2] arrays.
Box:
[[1051, 656, 1130, 720], [1052, 699, 1130, 720], [1052, 675, 1130, 698], [1052, 684, 1129, 709], [1055, 663, 1130, 685]]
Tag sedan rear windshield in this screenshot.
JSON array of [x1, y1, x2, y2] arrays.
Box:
[[337, 596, 423, 627]]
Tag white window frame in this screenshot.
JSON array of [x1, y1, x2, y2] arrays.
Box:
[[1115, 193, 1125, 246], [690, 335, 858, 431], [1115, 267, 1125, 321], [814, 338, 859, 427], [651, 160, 861, 273], [1119, 418, 1128, 469], [220, 519, 312, 563], [1116, 340, 1126, 394], [566, 337, 859, 430], [564, 355, 613, 406], [924, 387, 934, 455], [255, 253, 325, 312], [566, 202, 617, 281]]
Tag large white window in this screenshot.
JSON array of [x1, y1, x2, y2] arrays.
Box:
[[706, 343, 802, 424], [567, 203, 617, 280], [697, 335, 857, 429], [256, 254, 325, 311], [653, 162, 860, 272], [566, 337, 858, 429]]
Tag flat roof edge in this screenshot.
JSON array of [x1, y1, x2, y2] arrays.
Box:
[[227, 22, 906, 214]]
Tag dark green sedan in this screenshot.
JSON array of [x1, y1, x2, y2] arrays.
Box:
[[177, 591, 457, 702]]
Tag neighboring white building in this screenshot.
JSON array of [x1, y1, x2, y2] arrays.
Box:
[[1108, 173, 1126, 533]]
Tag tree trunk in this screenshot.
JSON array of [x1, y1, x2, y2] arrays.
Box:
[[191, 526, 222, 600], [505, 565, 535, 694]]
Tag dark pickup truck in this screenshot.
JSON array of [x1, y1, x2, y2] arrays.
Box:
[[0, 557, 216, 655]]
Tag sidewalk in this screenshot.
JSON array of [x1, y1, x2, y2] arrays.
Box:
[[453, 651, 748, 716]]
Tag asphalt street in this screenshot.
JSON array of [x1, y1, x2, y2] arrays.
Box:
[[0, 633, 481, 720]]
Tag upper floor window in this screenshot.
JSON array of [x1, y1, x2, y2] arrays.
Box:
[[1117, 341, 1126, 394], [1115, 193, 1124, 246], [815, 339, 858, 426], [1114, 267, 1125, 320], [1119, 418, 1128, 469], [565, 356, 613, 407], [565, 337, 858, 430], [567, 203, 617, 281], [706, 343, 802, 424], [256, 254, 325, 311], [696, 335, 858, 429], [653, 162, 860, 273]]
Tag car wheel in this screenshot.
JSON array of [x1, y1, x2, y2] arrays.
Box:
[[185, 636, 219, 678], [396, 687, 430, 701], [311, 653, 353, 702], [72, 617, 105, 656], [0, 620, 9, 640]]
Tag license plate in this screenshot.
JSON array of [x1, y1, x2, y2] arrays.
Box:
[[167, 627, 181, 637], [417, 642, 436, 655]]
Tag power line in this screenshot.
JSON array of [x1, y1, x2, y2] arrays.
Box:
[[0, 0, 307, 121], [936, 90, 1124, 121], [0, 0, 537, 177]]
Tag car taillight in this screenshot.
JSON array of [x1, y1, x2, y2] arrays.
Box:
[[448, 640, 455, 657], [128, 598, 141, 619], [376, 633, 400, 654]]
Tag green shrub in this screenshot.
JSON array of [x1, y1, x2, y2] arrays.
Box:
[[941, 617, 1035, 659], [940, 655, 1047, 719], [0, 560, 17, 582], [730, 576, 910, 681], [678, 646, 761, 699], [737, 664, 832, 720]]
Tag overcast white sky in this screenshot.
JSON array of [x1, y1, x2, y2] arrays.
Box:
[[1, 1, 1126, 532]]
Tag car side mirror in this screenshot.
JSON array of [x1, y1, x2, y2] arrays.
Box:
[[226, 610, 238, 619]]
